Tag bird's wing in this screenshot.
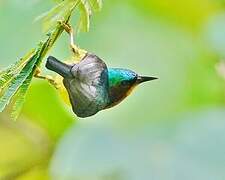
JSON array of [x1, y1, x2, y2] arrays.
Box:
[[63, 54, 109, 118]]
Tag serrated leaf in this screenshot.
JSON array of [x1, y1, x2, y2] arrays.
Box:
[[0, 19, 66, 117], [0, 49, 35, 77], [11, 73, 33, 120], [0, 50, 36, 92], [37, 0, 79, 33], [0, 21, 66, 114], [37, 0, 102, 34], [0, 53, 38, 112]]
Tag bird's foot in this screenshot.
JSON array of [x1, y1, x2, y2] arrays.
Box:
[[34, 67, 60, 89], [57, 21, 80, 54]]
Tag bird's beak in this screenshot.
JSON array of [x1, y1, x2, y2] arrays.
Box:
[[136, 76, 158, 84]]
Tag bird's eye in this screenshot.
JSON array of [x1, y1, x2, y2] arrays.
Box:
[[121, 80, 129, 86]]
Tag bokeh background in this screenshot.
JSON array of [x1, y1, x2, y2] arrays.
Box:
[[1, 0, 225, 179]]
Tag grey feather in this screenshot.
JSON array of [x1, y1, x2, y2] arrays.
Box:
[[63, 53, 109, 118]]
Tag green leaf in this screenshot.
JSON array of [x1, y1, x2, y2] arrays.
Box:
[[0, 22, 66, 115], [37, 0, 79, 33], [0, 53, 38, 112], [0, 0, 103, 119], [11, 73, 33, 120], [37, 0, 102, 33], [0, 50, 36, 91]]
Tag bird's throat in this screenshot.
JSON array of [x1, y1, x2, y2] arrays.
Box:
[[105, 84, 136, 109]]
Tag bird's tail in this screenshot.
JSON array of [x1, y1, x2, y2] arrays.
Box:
[[46, 56, 73, 78]]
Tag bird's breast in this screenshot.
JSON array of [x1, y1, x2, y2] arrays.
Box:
[[106, 85, 136, 109]]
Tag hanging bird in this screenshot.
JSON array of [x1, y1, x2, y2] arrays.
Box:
[[46, 53, 157, 118]]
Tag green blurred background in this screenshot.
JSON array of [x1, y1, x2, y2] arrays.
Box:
[[1, 0, 225, 179]]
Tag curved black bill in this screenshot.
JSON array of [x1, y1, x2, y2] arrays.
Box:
[[136, 76, 158, 84]]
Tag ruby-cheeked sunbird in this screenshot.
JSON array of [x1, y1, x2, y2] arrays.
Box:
[[46, 53, 157, 118]]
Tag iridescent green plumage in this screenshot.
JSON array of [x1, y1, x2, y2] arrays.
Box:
[[106, 68, 138, 108], [108, 68, 137, 87], [46, 54, 157, 118]]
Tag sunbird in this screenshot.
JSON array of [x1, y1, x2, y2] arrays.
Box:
[[46, 54, 157, 118]]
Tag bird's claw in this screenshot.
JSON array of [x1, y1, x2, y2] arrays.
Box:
[[57, 20, 80, 55], [34, 68, 60, 89]]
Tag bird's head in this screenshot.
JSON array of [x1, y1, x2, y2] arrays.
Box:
[[106, 68, 157, 108]]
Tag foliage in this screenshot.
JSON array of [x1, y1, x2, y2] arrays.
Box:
[[1, 0, 225, 179], [0, 0, 102, 120]]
